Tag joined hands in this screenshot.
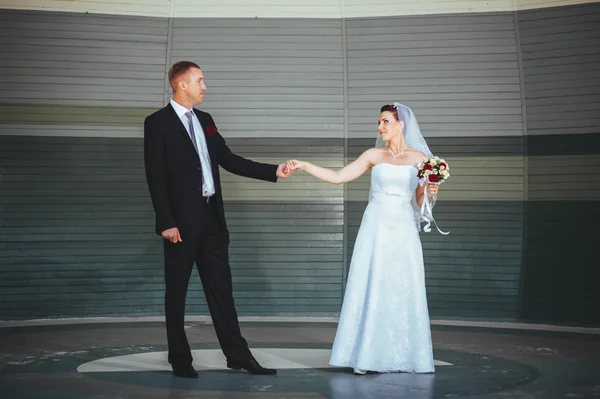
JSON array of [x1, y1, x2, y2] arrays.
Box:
[[276, 163, 294, 178], [286, 159, 306, 172], [277, 160, 307, 178]]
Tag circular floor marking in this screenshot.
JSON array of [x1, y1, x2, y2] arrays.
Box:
[[2, 345, 539, 397], [77, 348, 453, 372]]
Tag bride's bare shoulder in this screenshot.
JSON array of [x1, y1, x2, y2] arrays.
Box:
[[367, 147, 386, 159], [406, 148, 426, 159], [361, 147, 385, 158], [356, 147, 385, 167], [404, 147, 424, 155]]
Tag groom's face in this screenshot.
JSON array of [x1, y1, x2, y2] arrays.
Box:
[[183, 67, 207, 104]]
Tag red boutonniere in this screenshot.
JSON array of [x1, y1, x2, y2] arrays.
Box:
[[205, 126, 218, 137]]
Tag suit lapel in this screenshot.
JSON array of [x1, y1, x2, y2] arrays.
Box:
[[166, 103, 197, 153]]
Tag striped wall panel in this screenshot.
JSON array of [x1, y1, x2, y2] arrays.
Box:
[[0, 10, 167, 108], [528, 154, 600, 201], [0, 134, 527, 319], [519, 2, 600, 137], [0, 136, 345, 319], [343, 13, 526, 319], [520, 135, 600, 324], [0, 4, 598, 323], [517, 2, 600, 324], [520, 199, 600, 324], [345, 13, 524, 138], [170, 18, 345, 138]]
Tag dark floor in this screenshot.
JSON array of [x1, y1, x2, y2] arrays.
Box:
[[1, 320, 599, 398]]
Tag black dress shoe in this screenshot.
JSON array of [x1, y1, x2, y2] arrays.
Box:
[[172, 364, 198, 378], [227, 358, 277, 375]]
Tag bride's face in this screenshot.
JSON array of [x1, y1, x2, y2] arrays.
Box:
[[378, 111, 404, 143]]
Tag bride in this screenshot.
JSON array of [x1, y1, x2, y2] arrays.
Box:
[[287, 103, 440, 374]]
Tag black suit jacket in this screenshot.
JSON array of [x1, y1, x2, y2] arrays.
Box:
[[144, 104, 278, 237]]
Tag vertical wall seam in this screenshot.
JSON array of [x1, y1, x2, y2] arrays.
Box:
[[514, 10, 528, 200], [163, 0, 175, 105], [514, 9, 529, 319], [341, 8, 350, 299]]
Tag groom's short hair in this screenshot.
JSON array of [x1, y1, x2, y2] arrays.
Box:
[[168, 61, 200, 91]]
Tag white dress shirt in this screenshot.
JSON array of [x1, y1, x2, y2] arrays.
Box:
[[170, 98, 215, 198]]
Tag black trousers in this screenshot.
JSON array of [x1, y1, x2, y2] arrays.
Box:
[[163, 201, 251, 367]]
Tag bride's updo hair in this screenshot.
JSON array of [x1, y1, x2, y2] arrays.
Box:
[[380, 104, 399, 121]]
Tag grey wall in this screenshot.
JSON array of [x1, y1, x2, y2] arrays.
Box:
[[171, 18, 345, 138], [517, 3, 600, 324], [518, 3, 600, 137], [0, 12, 347, 318], [345, 13, 523, 137], [0, 135, 346, 318], [344, 13, 525, 319], [0, 5, 599, 323], [0, 11, 167, 108]]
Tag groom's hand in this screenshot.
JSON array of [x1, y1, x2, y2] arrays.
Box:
[[276, 163, 293, 179], [162, 227, 182, 243]]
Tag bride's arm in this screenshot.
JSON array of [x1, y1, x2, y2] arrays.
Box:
[[287, 149, 377, 185]]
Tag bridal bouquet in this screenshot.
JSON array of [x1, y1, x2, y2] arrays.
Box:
[[416, 155, 450, 235], [417, 156, 450, 185]]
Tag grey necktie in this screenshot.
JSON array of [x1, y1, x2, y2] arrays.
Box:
[[185, 110, 215, 198], [185, 111, 200, 154]]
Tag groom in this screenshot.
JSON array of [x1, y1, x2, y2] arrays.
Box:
[[144, 61, 292, 378]]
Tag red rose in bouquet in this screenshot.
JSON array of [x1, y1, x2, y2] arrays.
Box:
[[417, 156, 450, 185]]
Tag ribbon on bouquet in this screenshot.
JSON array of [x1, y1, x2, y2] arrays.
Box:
[[420, 183, 450, 235]]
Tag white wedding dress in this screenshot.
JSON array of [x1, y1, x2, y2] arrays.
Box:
[[329, 163, 435, 373]]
